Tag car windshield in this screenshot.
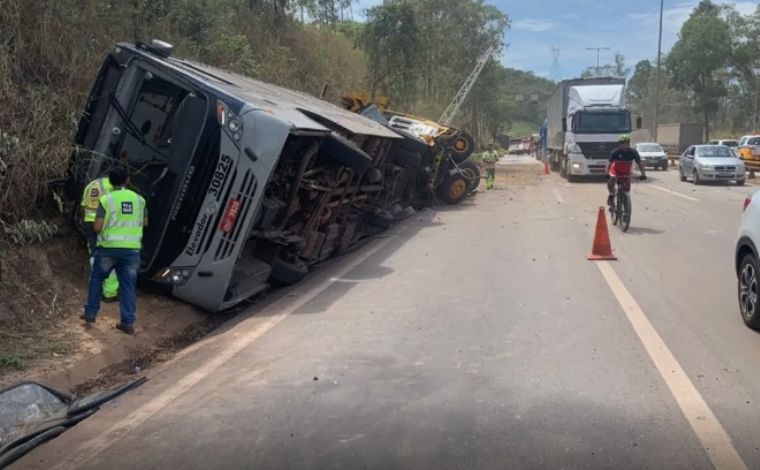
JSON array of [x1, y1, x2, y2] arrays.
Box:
[[696, 146, 734, 158], [637, 144, 663, 152], [723, 141, 738, 147]]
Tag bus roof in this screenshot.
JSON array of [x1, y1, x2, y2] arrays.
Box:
[[164, 55, 400, 139]]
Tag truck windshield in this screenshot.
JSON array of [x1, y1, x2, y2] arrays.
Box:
[[574, 111, 631, 134]]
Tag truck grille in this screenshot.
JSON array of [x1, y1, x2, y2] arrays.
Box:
[[578, 142, 613, 160], [214, 169, 259, 261]]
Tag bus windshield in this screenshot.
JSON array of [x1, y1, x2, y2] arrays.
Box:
[[116, 69, 211, 270], [574, 110, 631, 134]]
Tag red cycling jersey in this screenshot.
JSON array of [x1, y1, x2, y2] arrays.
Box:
[[608, 148, 641, 177]]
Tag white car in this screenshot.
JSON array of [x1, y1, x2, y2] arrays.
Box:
[[679, 144, 746, 185], [736, 193, 760, 328], [635, 143, 668, 170]]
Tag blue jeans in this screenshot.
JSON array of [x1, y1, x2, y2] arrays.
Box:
[[84, 248, 140, 326]]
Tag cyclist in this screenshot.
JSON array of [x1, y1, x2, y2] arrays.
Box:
[[606, 134, 646, 207]]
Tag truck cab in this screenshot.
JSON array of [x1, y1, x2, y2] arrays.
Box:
[[547, 78, 640, 181]]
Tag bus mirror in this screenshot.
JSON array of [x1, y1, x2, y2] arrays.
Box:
[[562, 120, 567, 132]]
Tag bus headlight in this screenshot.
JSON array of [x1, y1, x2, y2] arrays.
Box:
[[154, 267, 194, 285]]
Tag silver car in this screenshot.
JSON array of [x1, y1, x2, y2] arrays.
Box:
[[635, 142, 668, 170], [679, 145, 746, 186]]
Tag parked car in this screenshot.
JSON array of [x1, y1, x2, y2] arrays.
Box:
[[634, 143, 668, 170], [736, 192, 760, 328], [679, 144, 746, 185], [708, 139, 739, 148], [737, 135, 760, 161]]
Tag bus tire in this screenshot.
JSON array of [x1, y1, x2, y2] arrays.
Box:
[[368, 210, 394, 228], [322, 133, 373, 174], [392, 149, 422, 168], [270, 256, 308, 285]]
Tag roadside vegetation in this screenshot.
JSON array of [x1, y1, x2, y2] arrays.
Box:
[[626, 1, 760, 140]]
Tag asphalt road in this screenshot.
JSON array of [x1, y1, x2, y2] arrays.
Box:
[[13, 159, 760, 470]]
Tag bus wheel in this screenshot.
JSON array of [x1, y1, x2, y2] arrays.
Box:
[[270, 255, 308, 285]]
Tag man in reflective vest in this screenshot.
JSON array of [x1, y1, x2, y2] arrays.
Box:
[[82, 166, 147, 335], [80, 176, 119, 301], [481, 144, 499, 190]]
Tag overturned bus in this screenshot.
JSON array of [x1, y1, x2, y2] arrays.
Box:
[[68, 40, 428, 311]]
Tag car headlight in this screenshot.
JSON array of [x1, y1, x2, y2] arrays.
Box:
[[572, 162, 581, 169], [153, 267, 194, 286]]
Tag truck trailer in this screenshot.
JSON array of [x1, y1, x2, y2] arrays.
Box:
[[546, 77, 640, 181]]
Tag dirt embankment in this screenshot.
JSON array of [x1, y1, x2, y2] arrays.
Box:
[[0, 222, 211, 393]]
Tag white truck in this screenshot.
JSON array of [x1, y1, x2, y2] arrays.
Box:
[[546, 77, 641, 181]]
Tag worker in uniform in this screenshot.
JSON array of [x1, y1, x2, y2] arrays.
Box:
[[82, 167, 147, 335], [80, 175, 119, 301], [481, 144, 499, 190]]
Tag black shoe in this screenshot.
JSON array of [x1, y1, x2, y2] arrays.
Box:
[[80, 314, 96, 324], [115, 323, 135, 335], [103, 296, 119, 303]]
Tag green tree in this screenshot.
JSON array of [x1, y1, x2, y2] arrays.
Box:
[[666, 0, 731, 140], [361, 2, 421, 108]]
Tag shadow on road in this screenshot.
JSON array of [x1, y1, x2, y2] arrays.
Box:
[[625, 226, 665, 235]]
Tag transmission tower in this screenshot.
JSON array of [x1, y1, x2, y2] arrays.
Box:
[[550, 47, 562, 82]]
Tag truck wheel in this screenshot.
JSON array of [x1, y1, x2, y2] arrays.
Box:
[[447, 131, 476, 163], [270, 255, 308, 285], [437, 173, 468, 204], [458, 159, 481, 192], [559, 156, 567, 178]]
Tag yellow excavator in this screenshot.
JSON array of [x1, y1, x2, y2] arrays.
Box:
[[341, 93, 481, 204]]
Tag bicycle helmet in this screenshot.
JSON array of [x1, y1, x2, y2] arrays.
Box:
[[618, 134, 631, 143]]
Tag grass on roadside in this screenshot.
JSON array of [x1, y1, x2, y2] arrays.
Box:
[[0, 332, 72, 371]]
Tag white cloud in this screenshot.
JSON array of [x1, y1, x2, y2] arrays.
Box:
[[514, 19, 556, 32]]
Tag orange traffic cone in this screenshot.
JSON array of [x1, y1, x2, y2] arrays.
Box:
[[543, 162, 550, 175], [587, 207, 617, 260]]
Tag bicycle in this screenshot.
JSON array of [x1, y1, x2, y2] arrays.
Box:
[[608, 175, 638, 232]]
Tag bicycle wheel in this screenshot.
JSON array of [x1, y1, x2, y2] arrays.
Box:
[[620, 191, 631, 232]]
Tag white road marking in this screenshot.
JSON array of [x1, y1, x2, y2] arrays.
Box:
[[552, 188, 565, 204], [649, 184, 700, 202], [52, 235, 397, 470], [596, 261, 747, 470]]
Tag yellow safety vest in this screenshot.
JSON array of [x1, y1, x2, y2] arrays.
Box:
[[81, 178, 114, 223], [97, 188, 145, 249]]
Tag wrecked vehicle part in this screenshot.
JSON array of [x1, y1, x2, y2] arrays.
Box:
[[0, 379, 146, 469], [68, 41, 406, 312]]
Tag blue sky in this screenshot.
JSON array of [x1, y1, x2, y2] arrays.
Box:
[[353, 0, 758, 79]]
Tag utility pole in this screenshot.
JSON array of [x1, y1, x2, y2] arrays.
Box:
[[586, 46, 610, 77], [653, 0, 664, 142], [550, 47, 562, 82]]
